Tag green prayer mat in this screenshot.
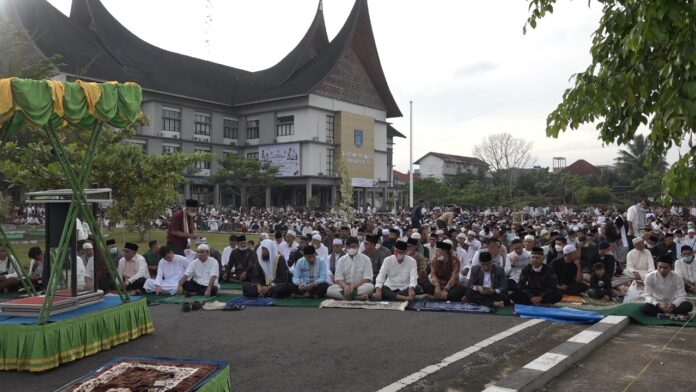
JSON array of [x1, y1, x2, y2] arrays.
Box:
[[272, 297, 325, 308], [148, 294, 240, 305], [597, 303, 696, 327], [220, 282, 243, 290]]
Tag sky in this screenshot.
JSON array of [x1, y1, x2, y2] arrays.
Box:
[[46, 0, 683, 172]]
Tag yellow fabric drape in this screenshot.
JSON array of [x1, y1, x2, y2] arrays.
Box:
[[0, 78, 15, 117], [76, 80, 101, 116], [45, 80, 65, 118]]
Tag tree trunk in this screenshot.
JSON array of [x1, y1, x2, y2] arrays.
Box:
[[240, 187, 249, 211]]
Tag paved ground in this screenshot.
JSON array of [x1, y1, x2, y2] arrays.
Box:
[[542, 324, 696, 392], [0, 305, 571, 391]]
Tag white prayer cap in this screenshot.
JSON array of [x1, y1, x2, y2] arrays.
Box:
[[467, 230, 477, 237], [411, 232, 421, 240], [312, 234, 322, 241], [524, 235, 535, 241], [436, 229, 444, 235], [286, 230, 297, 237], [456, 233, 467, 240], [382, 229, 390, 236], [540, 229, 550, 236], [689, 228, 696, 234], [443, 239, 454, 246], [197, 244, 210, 252], [632, 237, 644, 245], [82, 243, 93, 250], [332, 238, 343, 246], [563, 244, 577, 255], [312, 230, 320, 236]]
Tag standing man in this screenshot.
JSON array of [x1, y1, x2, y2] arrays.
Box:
[[177, 244, 219, 297], [412, 200, 425, 230], [167, 199, 199, 255], [626, 200, 648, 238], [117, 243, 149, 295]]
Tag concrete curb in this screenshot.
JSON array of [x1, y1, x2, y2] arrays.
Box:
[[482, 315, 630, 392]]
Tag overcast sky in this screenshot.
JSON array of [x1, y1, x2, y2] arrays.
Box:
[[47, 0, 682, 172]]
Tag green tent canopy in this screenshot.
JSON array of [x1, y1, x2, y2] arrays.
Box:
[[0, 78, 142, 137]]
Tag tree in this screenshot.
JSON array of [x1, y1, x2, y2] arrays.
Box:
[[335, 158, 354, 220], [526, 0, 696, 204], [412, 177, 452, 206], [577, 186, 614, 206], [473, 132, 535, 197], [615, 134, 668, 180], [209, 153, 281, 210]]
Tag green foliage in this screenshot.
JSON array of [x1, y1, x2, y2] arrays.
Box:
[[209, 153, 281, 210], [0, 193, 10, 222], [577, 186, 614, 206], [335, 158, 354, 220], [526, 0, 696, 203]]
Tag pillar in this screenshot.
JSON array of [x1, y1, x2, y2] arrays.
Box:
[[265, 188, 272, 209], [306, 181, 313, 206], [213, 184, 221, 207], [184, 183, 191, 199], [331, 185, 338, 207]]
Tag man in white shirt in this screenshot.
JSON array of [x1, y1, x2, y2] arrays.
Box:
[[681, 229, 696, 254], [374, 240, 417, 301], [117, 242, 149, 295], [505, 238, 531, 290], [327, 237, 374, 300], [311, 234, 329, 260], [626, 200, 648, 237], [278, 230, 299, 263], [178, 244, 219, 297], [144, 246, 190, 295], [674, 245, 696, 293], [624, 237, 655, 281], [220, 235, 238, 271], [641, 256, 693, 317]]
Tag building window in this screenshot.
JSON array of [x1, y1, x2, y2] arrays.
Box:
[[276, 115, 294, 136], [326, 148, 335, 176], [191, 185, 213, 205], [162, 107, 181, 132], [326, 114, 335, 144], [223, 118, 238, 139], [128, 139, 148, 154], [247, 152, 259, 160], [194, 113, 211, 136], [162, 143, 181, 154], [195, 148, 211, 169], [246, 120, 259, 139]]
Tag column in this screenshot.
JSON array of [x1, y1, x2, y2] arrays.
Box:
[[184, 182, 191, 200], [265, 188, 272, 209], [213, 184, 221, 207], [331, 185, 338, 207], [306, 181, 313, 207]]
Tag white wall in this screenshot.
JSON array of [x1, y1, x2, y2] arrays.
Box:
[[418, 155, 445, 180]]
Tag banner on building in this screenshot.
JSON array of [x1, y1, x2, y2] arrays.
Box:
[[259, 143, 300, 177]]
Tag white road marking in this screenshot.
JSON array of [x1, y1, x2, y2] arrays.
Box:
[[482, 386, 518, 392], [523, 352, 568, 372], [567, 330, 602, 344], [375, 319, 544, 392], [599, 315, 625, 324]]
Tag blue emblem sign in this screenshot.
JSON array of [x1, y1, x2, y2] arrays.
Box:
[[354, 129, 364, 148]]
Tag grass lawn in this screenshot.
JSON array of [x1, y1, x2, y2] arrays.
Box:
[[7, 229, 259, 269]]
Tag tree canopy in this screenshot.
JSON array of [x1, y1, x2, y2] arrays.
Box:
[[209, 153, 282, 210]]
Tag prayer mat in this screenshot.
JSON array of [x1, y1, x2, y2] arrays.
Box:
[[408, 300, 495, 313], [598, 303, 696, 327], [515, 304, 603, 324], [320, 299, 408, 311], [217, 288, 243, 296], [220, 282, 243, 290], [560, 294, 586, 304], [225, 296, 275, 307], [272, 297, 325, 308], [581, 293, 621, 306], [157, 295, 217, 305], [57, 356, 230, 392]]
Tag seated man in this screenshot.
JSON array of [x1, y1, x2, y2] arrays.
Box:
[[587, 263, 613, 301], [406, 238, 430, 292], [428, 241, 467, 301], [223, 235, 256, 282], [291, 245, 329, 298], [143, 240, 160, 277], [551, 244, 588, 295], [505, 238, 531, 291], [465, 251, 508, 308], [674, 245, 696, 293], [27, 247, 45, 291], [327, 237, 374, 301], [242, 239, 293, 298], [144, 246, 190, 295], [117, 243, 149, 295], [374, 240, 417, 301], [326, 238, 346, 284], [177, 244, 219, 297], [624, 237, 655, 281], [641, 255, 694, 317], [511, 247, 562, 306], [0, 246, 20, 293]]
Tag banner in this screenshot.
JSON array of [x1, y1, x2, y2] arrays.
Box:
[[259, 143, 300, 177]]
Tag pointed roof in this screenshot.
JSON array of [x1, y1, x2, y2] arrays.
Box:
[[414, 152, 488, 166], [560, 159, 602, 177]]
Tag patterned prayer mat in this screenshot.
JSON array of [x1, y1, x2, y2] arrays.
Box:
[[407, 300, 495, 313], [320, 299, 408, 311], [226, 296, 275, 307], [57, 357, 230, 392]]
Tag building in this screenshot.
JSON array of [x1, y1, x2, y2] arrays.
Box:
[[414, 152, 488, 180], [1, 0, 404, 208]]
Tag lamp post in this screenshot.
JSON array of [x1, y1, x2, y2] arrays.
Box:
[[409, 100, 413, 209]]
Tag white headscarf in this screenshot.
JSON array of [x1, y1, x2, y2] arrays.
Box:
[[257, 239, 278, 284]]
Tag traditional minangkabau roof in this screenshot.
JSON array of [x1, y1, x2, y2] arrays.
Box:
[[387, 124, 406, 139], [1, 0, 401, 117], [559, 159, 602, 178], [414, 152, 488, 166]]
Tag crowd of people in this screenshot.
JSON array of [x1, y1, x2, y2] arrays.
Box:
[[2, 199, 696, 319]]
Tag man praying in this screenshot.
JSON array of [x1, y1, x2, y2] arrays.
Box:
[[374, 240, 417, 301], [291, 245, 329, 298]]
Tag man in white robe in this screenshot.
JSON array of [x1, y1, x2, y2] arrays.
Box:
[[144, 246, 190, 295], [327, 237, 374, 300], [624, 237, 655, 281], [642, 256, 693, 316], [674, 245, 696, 293]]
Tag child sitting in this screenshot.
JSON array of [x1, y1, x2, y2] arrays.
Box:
[[588, 263, 613, 301]]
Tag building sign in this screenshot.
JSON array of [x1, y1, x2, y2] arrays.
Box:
[[336, 111, 375, 180], [259, 143, 300, 177]]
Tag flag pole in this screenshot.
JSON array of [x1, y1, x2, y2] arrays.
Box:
[[409, 100, 414, 208]]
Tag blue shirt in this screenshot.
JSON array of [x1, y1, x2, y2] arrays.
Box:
[[292, 257, 327, 285]]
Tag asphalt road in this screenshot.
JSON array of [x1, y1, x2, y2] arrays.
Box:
[[1, 305, 561, 391]]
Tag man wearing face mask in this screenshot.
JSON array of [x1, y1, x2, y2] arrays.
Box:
[[510, 247, 562, 306], [674, 246, 696, 293], [327, 237, 374, 300], [363, 234, 389, 280], [546, 237, 567, 265], [374, 240, 417, 301], [105, 239, 122, 266], [223, 235, 256, 283], [167, 199, 200, 255]]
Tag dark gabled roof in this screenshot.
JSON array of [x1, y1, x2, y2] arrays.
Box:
[[2, 0, 401, 116], [387, 124, 405, 138], [560, 159, 602, 177], [414, 152, 488, 166]]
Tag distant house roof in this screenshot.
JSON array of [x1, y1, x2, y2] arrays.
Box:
[[414, 152, 488, 166], [387, 124, 406, 139], [393, 170, 419, 182], [560, 159, 602, 177]]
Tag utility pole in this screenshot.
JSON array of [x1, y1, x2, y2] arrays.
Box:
[[409, 100, 414, 209]]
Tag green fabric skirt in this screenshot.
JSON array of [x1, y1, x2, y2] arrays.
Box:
[[0, 298, 154, 372]]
